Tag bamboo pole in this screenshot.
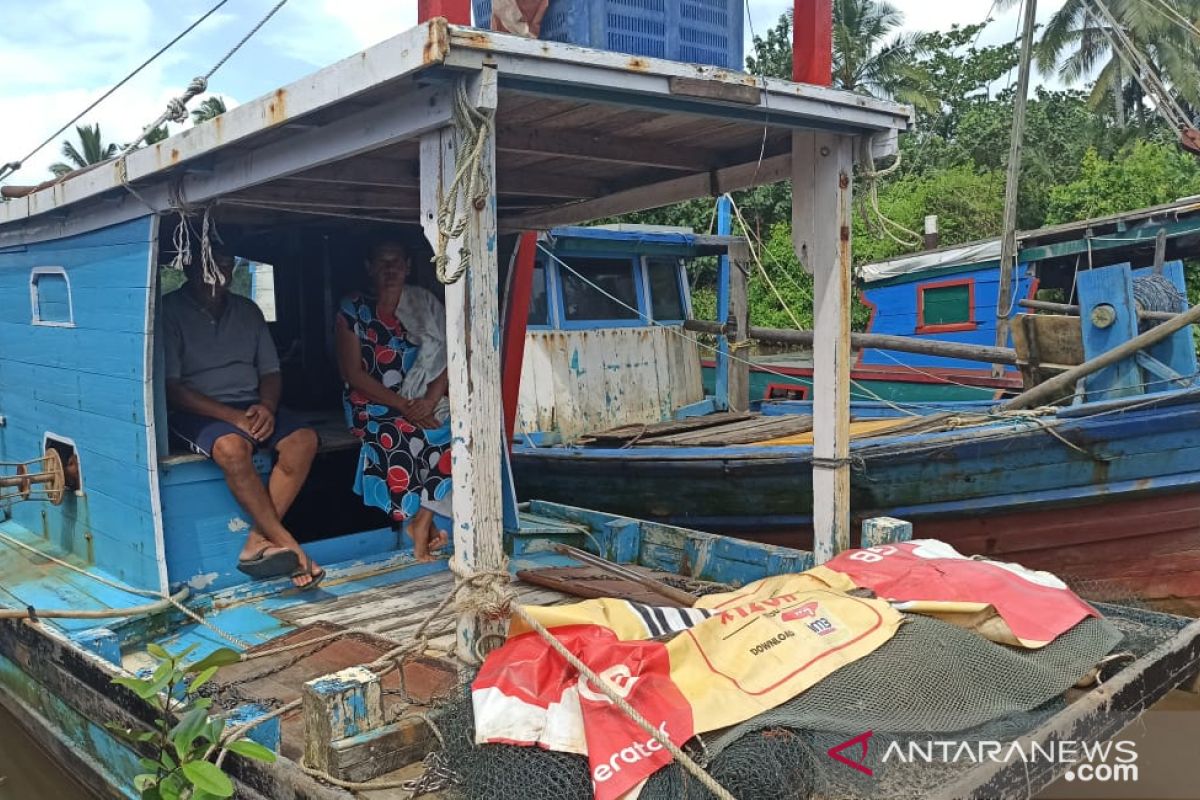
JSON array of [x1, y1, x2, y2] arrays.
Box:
[[683, 319, 1019, 366], [994, 0, 1039, 375], [1018, 298, 1178, 322], [1003, 299, 1200, 409]]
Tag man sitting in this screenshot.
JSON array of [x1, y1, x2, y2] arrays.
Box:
[[163, 247, 323, 589]]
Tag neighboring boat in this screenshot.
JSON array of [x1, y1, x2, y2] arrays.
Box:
[[512, 202, 1200, 613]]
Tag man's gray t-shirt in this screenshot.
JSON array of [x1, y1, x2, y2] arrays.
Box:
[[162, 288, 280, 405]]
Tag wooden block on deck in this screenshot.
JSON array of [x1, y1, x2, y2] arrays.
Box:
[[329, 714, 435, 783], [862, 517, 913, 548], [303, 666, 384, 773]]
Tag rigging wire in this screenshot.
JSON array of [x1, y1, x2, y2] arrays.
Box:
[[0, 0, 232, 183]]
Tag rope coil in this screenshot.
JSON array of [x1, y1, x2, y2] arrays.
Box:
[[433, 79, 496, 285]]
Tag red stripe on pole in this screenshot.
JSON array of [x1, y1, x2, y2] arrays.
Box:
[[418, 0, 472, 25], [793, 0, 833, 86], [502, 231, 539, 447]]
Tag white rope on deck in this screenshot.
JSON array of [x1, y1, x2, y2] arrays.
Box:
[[0, 530, 251, 649]]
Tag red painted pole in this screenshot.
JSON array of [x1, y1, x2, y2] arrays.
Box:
[[793, 0, 833, 86], [417, 0, 472, 25], [501, 232, 539, 447]]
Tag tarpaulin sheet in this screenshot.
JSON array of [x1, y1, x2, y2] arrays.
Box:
[[473, 571, 902, 800], [491, 0, 549, 37], [813, 539, 1100, 648]]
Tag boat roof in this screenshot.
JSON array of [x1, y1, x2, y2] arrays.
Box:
[[859, 196, 1200, 284], [0, 19, 912, 248]]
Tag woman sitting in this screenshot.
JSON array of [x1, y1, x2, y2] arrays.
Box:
[[335, 240, 452, 561]]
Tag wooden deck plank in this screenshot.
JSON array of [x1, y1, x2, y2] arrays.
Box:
[[582, 412, 754, 445], [643, 414, 816, 446]]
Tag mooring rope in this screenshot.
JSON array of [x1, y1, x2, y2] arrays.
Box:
[[433, 78, 495, 285]]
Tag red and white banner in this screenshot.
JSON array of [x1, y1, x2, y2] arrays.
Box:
[[473, 575, 901, 800], [815, 539, 1099, 648]]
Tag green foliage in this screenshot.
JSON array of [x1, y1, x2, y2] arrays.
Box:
[[853, 167, 1006, 264], [1045, 139, 1200, 223], [192, 97, 228, 125], [50, 123, 118, 177], [109, 646, 272, 800]]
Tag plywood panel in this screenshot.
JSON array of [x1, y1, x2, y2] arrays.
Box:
[[517, 327, 704, 440]]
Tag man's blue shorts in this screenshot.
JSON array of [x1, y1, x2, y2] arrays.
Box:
[[170, 403, 313, 457]]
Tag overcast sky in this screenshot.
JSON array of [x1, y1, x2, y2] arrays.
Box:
[[0, 0, 1067, 183]]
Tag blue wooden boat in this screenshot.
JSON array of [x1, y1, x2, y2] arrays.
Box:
[[510, 203, 1200, 614], [1, 16, 1197, 799]]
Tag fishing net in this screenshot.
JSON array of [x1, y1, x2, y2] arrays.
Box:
[[432, 608, 1154, 800]]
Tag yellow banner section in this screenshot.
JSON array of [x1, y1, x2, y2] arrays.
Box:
[[681, 574, 901, 732], [511, 571, 903, 736]]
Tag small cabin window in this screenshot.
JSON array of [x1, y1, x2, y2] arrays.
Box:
[[917, 279, 975, 332], [645, 257, 686, 321], [558, 256, 640, 324], [29, 268, 74, 326], [527, 262, 550, 326]]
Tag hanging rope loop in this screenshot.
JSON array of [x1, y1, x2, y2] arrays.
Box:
[[433, 77, 496, 285]]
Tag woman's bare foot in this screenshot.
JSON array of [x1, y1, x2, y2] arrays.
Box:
[[429, 529, 449, 551], [409, 508, 439, 562]]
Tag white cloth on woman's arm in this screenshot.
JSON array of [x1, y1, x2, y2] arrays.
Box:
[[395, 285, 450, 424]]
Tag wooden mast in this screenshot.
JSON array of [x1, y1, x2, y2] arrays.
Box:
[[420, 66, 506, 664], [993, 0, 1039, 375]]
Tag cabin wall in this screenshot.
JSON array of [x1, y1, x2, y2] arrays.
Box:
[[518, 327, 703, 439], [0, 217, 163, 591], [859, 262, 1035, 371]]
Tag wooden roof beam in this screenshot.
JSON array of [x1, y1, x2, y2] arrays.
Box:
[[496, 128, 721, 172], [500, 153, 792, 231]]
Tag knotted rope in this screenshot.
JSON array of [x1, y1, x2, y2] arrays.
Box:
[[433, 78, 495, 285]]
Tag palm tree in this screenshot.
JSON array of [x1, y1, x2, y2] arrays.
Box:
[[49, 124, 117, 177], [831, 0, 936, 111], [1001, 0, 1200, 121], [191, 96, 227, 125], [144, 125, 170, 145]]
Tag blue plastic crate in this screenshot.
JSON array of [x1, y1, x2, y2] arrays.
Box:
[[471, 0, 744, 69]]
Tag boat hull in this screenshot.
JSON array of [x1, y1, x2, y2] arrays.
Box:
[[512, 396, 1200, 613]]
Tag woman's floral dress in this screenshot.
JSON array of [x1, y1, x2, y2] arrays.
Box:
[[338, 293, 452, 520]]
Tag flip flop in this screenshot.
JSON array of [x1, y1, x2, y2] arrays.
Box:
[[292, 554, 326, 592], [237, 546, 299, 579]]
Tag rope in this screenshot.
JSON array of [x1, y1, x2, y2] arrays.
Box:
[[0, 530, 251, 649], [121, 0, 291, 157], [0, 0, 232, 183], [510, 604, 739, 800], [0, 589, 190, 621], [433, 78, 496, 285]]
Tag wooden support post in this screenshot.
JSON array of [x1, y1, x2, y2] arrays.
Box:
[[303, 667, 384, 774], [725, 239, 751, 413], [793, 0, 833, 86], [715, 197, 733, 411], [418, 0, 472, 25], [420, 66, 507, 664], [862, 517, 913, 548], [792, 131, 854, 564], [502, 231, 538, 446]]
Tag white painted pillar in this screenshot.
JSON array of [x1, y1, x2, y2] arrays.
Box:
[[792, 131, 855, 563], [420, 66, 507, 663]]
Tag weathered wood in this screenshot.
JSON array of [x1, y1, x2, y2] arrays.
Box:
[[861, 517, 913, 548], [583, 412, 753, 445], [1011, 313, 1084, 389], [726, 240, 752, 413], [496, 127, 719, 172], [420, 66, 507, 664], [640, 414, 815, 446], [793, 130, 855, 564], [501, 154, 792, 232], [993, 0, 1039, 372], [1077, 264, 1142, 401], [1011, 267, 1200, 410], [683, 319, 1020, 365], [1017, 298, 1180, 323], [328, 716, 433, 782], [550, 544, 699, 606], [303, 666, 384, 775], [667, 76, 763, 105]]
